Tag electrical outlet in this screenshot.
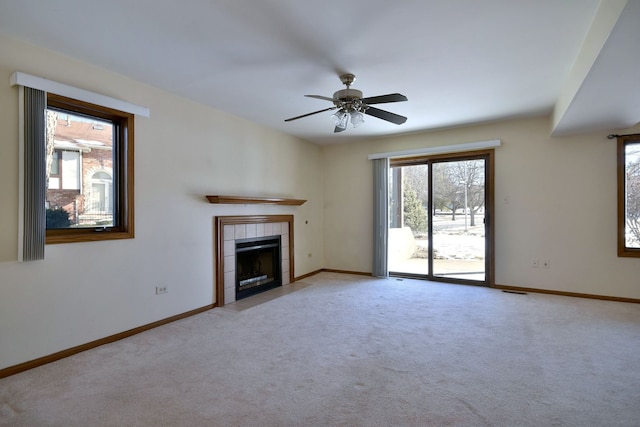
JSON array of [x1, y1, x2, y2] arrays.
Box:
[[532, 259, 539, 268], [156, 286, 168, 295], [542, 260, 550, 269]]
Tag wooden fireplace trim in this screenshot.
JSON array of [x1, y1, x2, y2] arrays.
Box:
[[214, 215, 295, 307]]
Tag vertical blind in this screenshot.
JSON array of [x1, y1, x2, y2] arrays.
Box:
[[21, 87, 46, 261], [372, 157, 389, 277]]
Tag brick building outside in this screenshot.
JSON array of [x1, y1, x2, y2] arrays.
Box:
[[46, 113, 114, 226]]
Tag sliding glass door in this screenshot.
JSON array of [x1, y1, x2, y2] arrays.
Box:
[[388, 151, 493, 285]]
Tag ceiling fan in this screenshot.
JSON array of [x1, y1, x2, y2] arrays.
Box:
[[284, 73, 408, 133]]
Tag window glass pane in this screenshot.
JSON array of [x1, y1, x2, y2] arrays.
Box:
[[625, 141, 640, 249], [50, 151, 60, 175], [45, 110, 114, 229], [432, 159, 485, 281], [388, 164, 430, 275]]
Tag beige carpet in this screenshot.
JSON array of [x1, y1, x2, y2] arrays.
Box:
[[1, 272, 639, 426]]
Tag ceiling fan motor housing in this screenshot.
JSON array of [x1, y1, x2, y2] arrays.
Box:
[[333, 88, 364, 111]]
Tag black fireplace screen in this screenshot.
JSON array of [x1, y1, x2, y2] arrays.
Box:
[[235, 235, 282, 300]]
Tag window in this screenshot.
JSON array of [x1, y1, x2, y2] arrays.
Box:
[[13, 72, 146, 260], [49, 150, 60, 180], [618, 134, 640, 257], [45, 93, 134, 244], [47, 149, 80, 191]]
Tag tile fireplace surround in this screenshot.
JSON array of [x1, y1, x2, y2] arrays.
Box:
[[215, 215, 294, 306]]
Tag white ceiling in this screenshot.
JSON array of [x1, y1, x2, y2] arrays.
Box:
[[1, 0, 638, 144]]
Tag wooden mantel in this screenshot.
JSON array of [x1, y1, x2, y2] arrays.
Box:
[[206, 195, 306, 206]]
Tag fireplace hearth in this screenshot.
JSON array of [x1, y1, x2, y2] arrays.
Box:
[[235, 235, 282, 300]]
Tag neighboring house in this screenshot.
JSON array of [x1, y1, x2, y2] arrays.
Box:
[[46, 115, 114, 226]]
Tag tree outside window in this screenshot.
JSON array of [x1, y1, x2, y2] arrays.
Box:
[[618, 135, 640, 256]]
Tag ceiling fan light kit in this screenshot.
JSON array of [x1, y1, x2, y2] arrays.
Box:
[[350, 110, 365, 127], [285, 73, 408, 133], [332, 109, 365, 131], [331, 110, 349, 130]]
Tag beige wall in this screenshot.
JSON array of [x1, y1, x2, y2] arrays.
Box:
[[0, 36, 323, 370], [322, 117, 640, 299], [1, 32, 639, 371]]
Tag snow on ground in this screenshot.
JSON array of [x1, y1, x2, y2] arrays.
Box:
[[413, 216, 485, 260], [388, 216, 486, 277]]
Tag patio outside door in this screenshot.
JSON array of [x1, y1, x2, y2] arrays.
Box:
[[388, 152, 492, 285]]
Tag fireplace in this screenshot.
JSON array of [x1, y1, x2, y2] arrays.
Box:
[[215, 215, 294, 306], [235, 235, 282, 300]]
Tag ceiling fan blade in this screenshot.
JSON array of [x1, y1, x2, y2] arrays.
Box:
[[284, 106, 336, 122], [365, 107, 407, 125], [362, 93, 408, 105], [305, 95, 334, 102]]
